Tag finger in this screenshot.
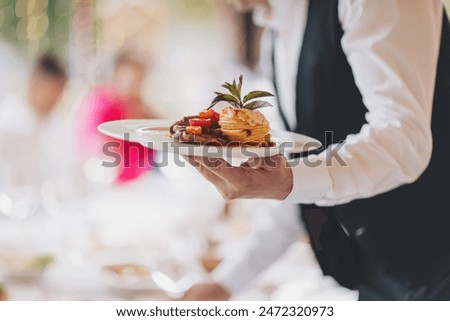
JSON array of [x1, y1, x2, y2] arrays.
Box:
[[198, 165, 225, 183], [264, 154, 289, 171], [240, 154, 285, 169], [241, 157, 264, 169], [183, 156, 228, 189], [191, 158, 247, 199], [191, 157, 240, 178], [183, 156, 232, 191], [182, 155, 201, 168], [191, 157, 230, 168]]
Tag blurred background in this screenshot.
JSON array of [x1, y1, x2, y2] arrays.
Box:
[[0, 0, 264, 111], [0, 0, 448, 301]]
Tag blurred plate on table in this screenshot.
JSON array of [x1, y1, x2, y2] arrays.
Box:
[[101, 264, 159, 292], [0, 252, 54, 281], [98, 119, 322, 159]]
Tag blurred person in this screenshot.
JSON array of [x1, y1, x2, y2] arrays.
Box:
[[0, 53, 69, 189], [187, 0, 450, 301], [76, 50, 158, 184], [0, 52, 67, 131]]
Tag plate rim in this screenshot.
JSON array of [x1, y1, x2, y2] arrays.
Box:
[[98, 119, 322, 157]]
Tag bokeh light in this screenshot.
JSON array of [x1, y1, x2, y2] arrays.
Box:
[[0, 0, 71, 58]]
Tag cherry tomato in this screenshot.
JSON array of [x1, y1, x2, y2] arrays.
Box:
[[199, 109, 214, 118], [211, 112, 220, 121], [199, 109, 220, 121], [189, 118, 211, 128], [186, 126, 202, 135]]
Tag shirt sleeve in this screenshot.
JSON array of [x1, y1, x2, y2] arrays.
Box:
[[211, 203, 303, 294], [285, 0, 443, 206]]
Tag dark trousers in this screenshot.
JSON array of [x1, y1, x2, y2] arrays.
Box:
[[358, 265, 450, 301], [300, 205, 450, 301]]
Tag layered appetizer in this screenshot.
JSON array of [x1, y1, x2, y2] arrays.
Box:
[[170, 75, 274, 146]]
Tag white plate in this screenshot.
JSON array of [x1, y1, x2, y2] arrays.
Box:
[[98, 119, 321, 158], [101, 267, 159, 292], [0, 252, 53, 281]]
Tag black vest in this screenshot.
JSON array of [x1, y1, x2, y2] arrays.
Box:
[[273, 0, 450, 299]]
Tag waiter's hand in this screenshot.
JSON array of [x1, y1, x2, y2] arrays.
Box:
[[181, 282, 231, 301], [185, 155, 293, 200]]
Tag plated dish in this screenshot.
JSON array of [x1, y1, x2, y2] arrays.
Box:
[[170, 75, 274, 147], [98, 75, 321, 158], [101, 264, 158, 292], [0, 284, 7, 301], [0, 252, 54, 280]]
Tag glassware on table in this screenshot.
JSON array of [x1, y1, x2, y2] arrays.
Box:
[[152, 257, 200, 298], [0, 161, 41, 220], [0, 186, 40, 220]]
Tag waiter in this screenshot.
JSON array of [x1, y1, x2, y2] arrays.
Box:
[[189, 0, 450, 300]]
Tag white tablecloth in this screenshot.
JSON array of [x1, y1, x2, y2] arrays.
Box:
[[0, 169, 357, 301]]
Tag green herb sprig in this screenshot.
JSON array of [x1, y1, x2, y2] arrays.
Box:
[[208, 75, 274, 110]]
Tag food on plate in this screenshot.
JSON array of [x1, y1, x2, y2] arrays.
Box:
[[0, 253, 54, 276], [101, 264, 158, 290], [0, 283, 8, 301], [200, 254, 222, 273], [170, 75, 274, 146], [102, 264, 150, 277]]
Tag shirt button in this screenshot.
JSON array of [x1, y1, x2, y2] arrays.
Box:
[[355, 227, 365, 237]]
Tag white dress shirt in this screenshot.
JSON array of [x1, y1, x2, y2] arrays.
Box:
[[258, 0, 443, 206], [212, 0, 445, 294]]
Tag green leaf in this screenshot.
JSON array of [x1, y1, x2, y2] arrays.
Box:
[[243, 100, 273, 110], [209, 75, 274, 110], [209, 92, 241, 109], [243, 90, 274, 103], [221, 82, 239, 98], [208, 96, 223, 109], [215, 92, 241, 105], [232, 78, 240, 100], [238, 75, 243, 100]]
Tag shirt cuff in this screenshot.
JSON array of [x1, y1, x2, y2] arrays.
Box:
[[284, 155, 332, 204]]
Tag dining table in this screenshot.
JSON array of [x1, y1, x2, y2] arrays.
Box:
[[0, 164, 357, 301]]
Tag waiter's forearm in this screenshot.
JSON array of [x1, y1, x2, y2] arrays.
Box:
[[286, 0, 442, 206]]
